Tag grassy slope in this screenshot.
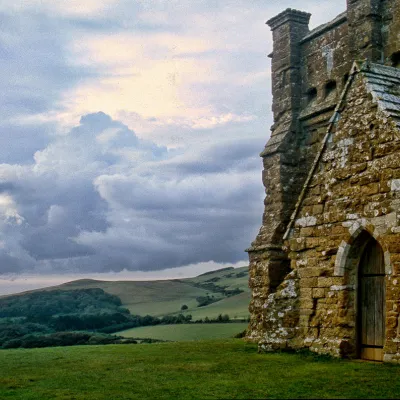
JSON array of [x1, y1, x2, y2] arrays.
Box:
[[117, 323, 248, 341], [51, 266, 250, 319], [174, 292, 251, 320], [58, 279, 223, 317], [186, 266, 249, 291], [1, 340, 400, 400]]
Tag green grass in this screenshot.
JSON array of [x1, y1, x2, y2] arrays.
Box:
[[117, 323, 248, 341], [186, 266, 250, 292], [176, 291, 251, 320], [1, 340, 400, 399]]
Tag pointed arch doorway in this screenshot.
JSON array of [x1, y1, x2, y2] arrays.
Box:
[[358, 237, 386, 361]]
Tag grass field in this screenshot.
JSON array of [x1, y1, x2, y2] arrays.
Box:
[[186, 266, 249, 292], [177, 291, 251, 320], [1, 340, 400, 399], [117, 323, 248, 341], [57, 279, 220, 317]]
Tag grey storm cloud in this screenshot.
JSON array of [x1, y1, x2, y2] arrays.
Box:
[[0, 111, 264, 274], [0, 9, 97, 165], [0, 110, 264, 274], [0, 11, 93, 117]]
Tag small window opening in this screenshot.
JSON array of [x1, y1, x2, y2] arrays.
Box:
[[325, 80, 337, 98], [280, 70, 287, 88], [306, 87, 317, 104], [390, 51, 400, 68], [343, 73, 349, 85]]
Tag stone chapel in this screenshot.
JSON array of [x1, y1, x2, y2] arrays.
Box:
[[246, 0, 400, 362]]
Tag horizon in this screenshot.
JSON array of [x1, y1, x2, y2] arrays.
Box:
[[0, 261, 247, 296]]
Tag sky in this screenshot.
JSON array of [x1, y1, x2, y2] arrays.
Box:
[[0, 0, 346, 294]]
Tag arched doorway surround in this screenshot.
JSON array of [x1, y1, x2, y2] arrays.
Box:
[[334, 225, 390, 361]]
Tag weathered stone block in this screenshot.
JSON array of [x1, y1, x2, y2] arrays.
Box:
[[312, 288, 325, 298], [384, 237, 400, 253], [361, 183, 380, 196], [317, 277, 343, 288], [299, 277, 318, 288]]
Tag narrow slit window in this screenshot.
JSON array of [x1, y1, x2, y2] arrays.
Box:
[[325, 80, 337, 98], [306, 87, 317, 104]]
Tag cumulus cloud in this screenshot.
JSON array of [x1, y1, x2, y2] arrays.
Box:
[[0, 0, 347, 277], [0, 111, 263, 274]]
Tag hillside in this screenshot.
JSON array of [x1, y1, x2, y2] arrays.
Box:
[[16, 266, 250, 320], [54, 266, 250, 319]]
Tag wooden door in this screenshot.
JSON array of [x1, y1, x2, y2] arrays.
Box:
[[358, 239, 385, 361]]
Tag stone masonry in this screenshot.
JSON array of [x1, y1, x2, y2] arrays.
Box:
[[246, 0, 400, 362]]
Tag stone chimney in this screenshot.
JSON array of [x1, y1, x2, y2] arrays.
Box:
[[255, 9, 311, 249], [347, 0, 383, 62], [247, 10, 311, 328], [267, 9, 311, 126]]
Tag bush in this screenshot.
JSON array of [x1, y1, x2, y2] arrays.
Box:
[[181, 305, 188, 311], [233, 330, 247, 338], [1, 331, 135, 349], [2, 339, 23, 349], [216, 314, 230, 322], [196, 296, 220, 307], [0, 288, 125, 320], [87, 334, 122, 345]]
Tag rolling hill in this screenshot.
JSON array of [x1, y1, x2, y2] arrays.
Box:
[[33, 265, 250, 320]]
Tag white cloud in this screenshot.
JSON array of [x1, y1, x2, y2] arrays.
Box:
[[0, 194, 24, 225], [0, 0, 120, 16]]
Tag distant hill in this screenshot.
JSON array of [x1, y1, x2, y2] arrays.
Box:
[[15, 266, 250, 320]]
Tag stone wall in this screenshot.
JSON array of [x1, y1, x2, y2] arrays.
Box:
[[257, 68, 400, 360]]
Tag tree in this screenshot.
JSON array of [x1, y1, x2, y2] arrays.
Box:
[[181, 304, 188, 311]]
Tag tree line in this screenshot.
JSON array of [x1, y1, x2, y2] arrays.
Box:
[[0, 288, 240, 349]]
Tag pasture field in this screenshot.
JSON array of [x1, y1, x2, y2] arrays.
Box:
[[58, 279, 219, 317], [117, 322, 248, 341], [176, 291, 251, 320], [1, 340, 400, 399], [186, 266, 249, 292]]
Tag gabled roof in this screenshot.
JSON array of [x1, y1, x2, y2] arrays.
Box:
[[283, 61, 400, 240], [361, 62, 400, 129]]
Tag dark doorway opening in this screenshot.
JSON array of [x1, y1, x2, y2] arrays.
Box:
[[357, 237, 385, 361], [390, 51, 400, 68]]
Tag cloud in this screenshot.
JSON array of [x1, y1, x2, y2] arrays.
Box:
[[0, 113, 164, 272], [0, 0, 348, 277], [0, 11, 92, 122], [0, 111, 263, 274], [0, 0, 121, 17]]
